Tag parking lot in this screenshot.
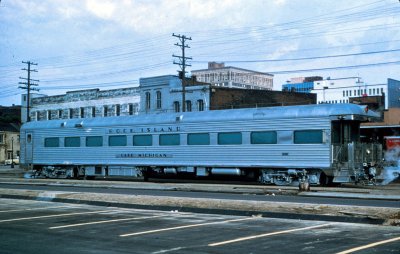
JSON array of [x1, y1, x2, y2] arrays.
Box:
[[0, 198, 399, 253]]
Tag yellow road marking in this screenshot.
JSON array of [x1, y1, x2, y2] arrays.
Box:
[[0, 210, 113, 223], [50, 215, 166, 229], [336, 236, 400, 254], [120, 217, 256, 237], [208, 223, 332, 246]]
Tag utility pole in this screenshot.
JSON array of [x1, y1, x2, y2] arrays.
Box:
[[19, 61, 39, 122], [172, 33, 192, 112]]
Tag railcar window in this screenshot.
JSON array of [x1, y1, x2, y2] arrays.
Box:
[[27, 134, 32, 143], [159, 134, 180, 146], [133, 135, 152, 146], [251, 131, 277, 144], [294, 130, 323, 144], [218, 132, 242, 145], [109, 135, 127, 146], [65, 137, 80, 147], [86, 136, 103, 147], [187, 133, 210, 145], [44, 137, 59, 147]]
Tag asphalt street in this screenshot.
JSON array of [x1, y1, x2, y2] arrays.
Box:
[[1, 198, 399, 254]]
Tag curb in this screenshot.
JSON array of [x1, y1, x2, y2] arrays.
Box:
[[0, 178, 399, 200]]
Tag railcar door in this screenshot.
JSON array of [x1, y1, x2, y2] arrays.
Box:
[[331, 120, 361, 182], [25, 132, 33, 163]]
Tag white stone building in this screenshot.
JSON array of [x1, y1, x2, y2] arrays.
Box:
[[139, 75, 210, 113], [192, 62, 273, 90], [311, 77, 399, 110], [22, 75, 209, 122], [24, 87, 140, 123]]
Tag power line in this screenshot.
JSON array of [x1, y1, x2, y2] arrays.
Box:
[[18, 61, 39, 122], [172, 33, 192, 112]]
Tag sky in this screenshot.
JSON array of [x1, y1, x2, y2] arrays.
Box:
[[1, 0, 399, 106]]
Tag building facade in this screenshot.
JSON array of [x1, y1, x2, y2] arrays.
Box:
[[23, 74, 315, 121], [139, 75, 210, 113], [283, 76, 399, 110], [0, 123, 20, 165], [311, 77, 391, 108], [282, 76, 323, 93], [192, 62, 274, 90], [0, 106, 21, 164], [24, 88, 140, 123]]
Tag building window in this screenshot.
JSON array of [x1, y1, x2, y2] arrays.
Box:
[[103, 106, 108, 117], [0, 134, 4, 144], [80, 107, 85, 118], [185, 100, 192, 112], [156, 91, 162, 109], [145, 92, 151, 110], [92, 107, 96, 117], [47, 110, 52, 120], [197, 99, 204, 111], [58, 110, 63, 119], [116, 104, 121, 116], [174, 101, 180, 113], [346, 91, 348, 96], [343, 91, 345, 97], [69, 109, 74, 119], [381, 88, 384, 94], [129, 104, 134, 115]]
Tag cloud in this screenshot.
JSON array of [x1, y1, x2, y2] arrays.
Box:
[[86, 0, 116, 20]]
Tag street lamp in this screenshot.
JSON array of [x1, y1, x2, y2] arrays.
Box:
[[11, 137, 14, 168]]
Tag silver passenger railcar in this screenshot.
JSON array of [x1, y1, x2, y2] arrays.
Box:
[[20, 104, 382, 188]]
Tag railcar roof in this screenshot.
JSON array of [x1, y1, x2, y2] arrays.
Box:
[[21, 104, 379, 130]]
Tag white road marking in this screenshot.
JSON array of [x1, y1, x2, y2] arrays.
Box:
[[0, 210, 113, 223], [336, 236, 400, 254], [120, 217, 256, 237], [49, 215, 166, 229], [152, 247, 185, 254], [0, 205, 79, 213], [208, 223, 333, 246]]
